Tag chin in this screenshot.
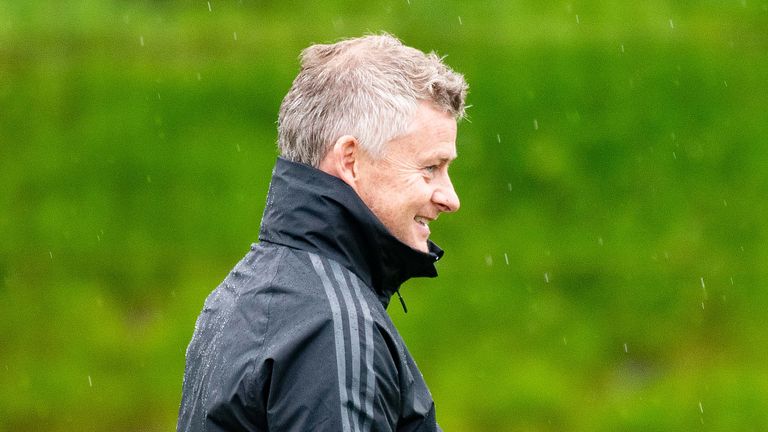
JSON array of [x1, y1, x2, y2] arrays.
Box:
[[396, 229, 429, 252], [409, 240, 430, 253]]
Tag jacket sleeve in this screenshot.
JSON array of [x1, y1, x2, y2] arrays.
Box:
[[179, 251, 440, 432], [262, 254, 404, 432], [261, 306, 443, 432]]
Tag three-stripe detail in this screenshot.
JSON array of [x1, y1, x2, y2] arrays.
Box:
[[309, 253, 376, 432]]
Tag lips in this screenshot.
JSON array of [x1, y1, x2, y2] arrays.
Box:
[[414, 216, 434, 238], [414, 216, 431, 226]]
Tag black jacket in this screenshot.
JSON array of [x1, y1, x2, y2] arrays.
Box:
[[177, 158, 445, 431]]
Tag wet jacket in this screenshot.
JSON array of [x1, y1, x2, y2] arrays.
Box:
[[177, 157, 445, 432]]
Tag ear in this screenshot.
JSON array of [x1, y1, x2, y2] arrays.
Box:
[[318, 135, 360, 187]]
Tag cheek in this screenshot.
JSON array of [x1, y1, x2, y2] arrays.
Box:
[[394, 176, 431, 199], [358, 176, 397, 216], [360, 170, 428, 214]]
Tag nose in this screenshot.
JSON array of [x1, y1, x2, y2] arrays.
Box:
[[432, 175, 460, 213]]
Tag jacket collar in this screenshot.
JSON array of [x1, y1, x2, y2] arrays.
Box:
[[258, 157, 443, 308]]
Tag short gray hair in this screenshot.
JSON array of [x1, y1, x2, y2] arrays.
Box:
[[277, 34, 468, 167]]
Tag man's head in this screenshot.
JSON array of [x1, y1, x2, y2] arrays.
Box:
[[278, 34, 468, 252]]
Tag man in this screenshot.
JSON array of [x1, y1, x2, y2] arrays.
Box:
[[178, 34, 468, 432]]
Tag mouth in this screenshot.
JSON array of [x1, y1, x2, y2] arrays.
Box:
[[414, 216, 436, 235]]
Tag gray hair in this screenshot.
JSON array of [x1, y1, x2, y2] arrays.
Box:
[[277, 34, 468, 167]]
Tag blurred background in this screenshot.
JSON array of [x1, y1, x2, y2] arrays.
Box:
[[2, 1, 767, 430]]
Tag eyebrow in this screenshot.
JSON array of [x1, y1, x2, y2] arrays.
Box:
[[419, 157, 454, 168], [424, 151, 457, 164]]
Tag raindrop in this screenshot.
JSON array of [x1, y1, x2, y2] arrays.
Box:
[[139, 35, 145, 46], [496, 133, 501, 143], [544, 272, 550, 283], [575, 14, 580, 24], [700, 277, 706, 289], [672, 151, 677, 160], [507, 183, 512, 192], [485, 255, 493, 266], [504, 253, 509, 265], [620, 44, 625, 53], [699, 401, 704, 413], [208, 1, 212, 12], [723, 80, 728, 87], [624, 343, 628, 353], [146, 175, 152, 183], [669, 18, 674, 29], [563, 336, 568, 345], [88, 375, 93, 387], [49, 251, 53, 259], [723, 199, 728, 207], [233, 32, 238, 41], [533, 119, 539, 130], [236, 144, 241, 152], [197, 72, 202, 81], [597, 237, 604, 246], [458, 16, 463, 25]]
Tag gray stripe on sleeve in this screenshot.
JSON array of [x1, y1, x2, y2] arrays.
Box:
[[309, 253, 352, 432], [330, 261, 364, 432], [349, 273, 376, 432]]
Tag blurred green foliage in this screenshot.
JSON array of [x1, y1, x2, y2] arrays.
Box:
[[2, 1, 767, 430]]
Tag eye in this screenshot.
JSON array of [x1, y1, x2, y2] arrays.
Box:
[[424, 165, 438, 175]]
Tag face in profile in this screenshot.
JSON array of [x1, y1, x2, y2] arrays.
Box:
[[355, 102, 461, 252]]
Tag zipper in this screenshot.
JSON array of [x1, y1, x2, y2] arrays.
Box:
[[396, 289, 408, 313]]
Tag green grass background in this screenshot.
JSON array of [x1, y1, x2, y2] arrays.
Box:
[[2, 1, 767, 430]]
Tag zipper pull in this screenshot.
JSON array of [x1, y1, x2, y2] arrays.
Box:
[[396, 289, 408, 313]]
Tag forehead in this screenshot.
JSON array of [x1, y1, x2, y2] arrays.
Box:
[[391, 103, 458, 158]]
